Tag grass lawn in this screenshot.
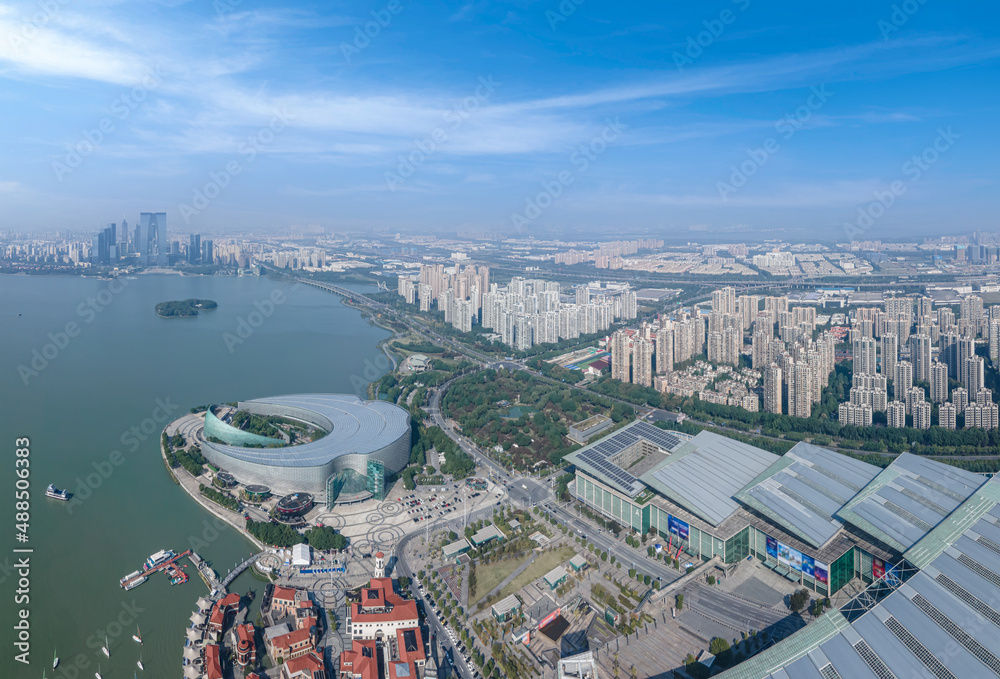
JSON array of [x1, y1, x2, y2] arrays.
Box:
[[473, 554, 530, 603], [495, 545, 576, 601]]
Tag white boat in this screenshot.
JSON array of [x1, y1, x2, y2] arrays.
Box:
[[95, 663, 102, 679], [53, 648, 58, 669], [133, 625, 142, 644], [137, 651, 144, 671], [124, 575, 147, 591], [45, 484, 70, 501], [102, 634, 110, 658], [145, 549, 175, 570]]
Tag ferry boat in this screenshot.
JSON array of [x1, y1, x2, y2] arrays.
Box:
[[120, 570, 147, 590], [45, 484, 69, 501], [145, 549, 175, 570]]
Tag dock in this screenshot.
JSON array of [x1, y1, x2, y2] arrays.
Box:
[[119, 549, 193, 589]]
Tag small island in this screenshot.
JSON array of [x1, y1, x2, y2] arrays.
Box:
[[155, 299, 218, 318]]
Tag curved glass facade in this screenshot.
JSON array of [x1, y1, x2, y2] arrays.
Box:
[[204, 407, 285, 447]]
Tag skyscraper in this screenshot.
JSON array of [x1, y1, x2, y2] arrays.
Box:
[[138, 212, 167, 266], [633, 338, 653, 387], [611, 330, 631, 383], [189, 234, 201, 264], [853, 337, 877, 375], [909, 333, 932, 382], [930, 361, 949, 403], [764, 364, 782, 414]]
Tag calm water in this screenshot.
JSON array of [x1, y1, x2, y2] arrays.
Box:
[[0, 273, 391, 679]]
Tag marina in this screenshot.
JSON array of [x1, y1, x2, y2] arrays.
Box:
[[119, 549, 193, 590]]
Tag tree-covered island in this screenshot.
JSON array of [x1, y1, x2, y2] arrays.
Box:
[[155, 298, 218, 317]]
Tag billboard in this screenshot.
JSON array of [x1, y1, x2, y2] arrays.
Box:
[[873, 558, 885, 580], [766, 536, 778, 559], [813, 560, 829, 586], [668, 515, 689, 541], [777, 543, 802, 572], [538, 608, 562, 630]]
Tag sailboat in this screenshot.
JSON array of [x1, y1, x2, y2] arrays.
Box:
[[133, 625, 142, 644], [137, 650, 144, 671], [95, 663, 103, 679], [102, 634, 110, 658], [53, 648, 59, 669]]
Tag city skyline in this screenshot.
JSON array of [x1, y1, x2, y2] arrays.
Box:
[[0, 1, 997, 235]]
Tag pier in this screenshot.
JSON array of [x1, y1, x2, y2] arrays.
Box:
[[119, 550, 193, 589]]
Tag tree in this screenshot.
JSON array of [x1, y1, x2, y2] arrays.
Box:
[[789, 588, 810, 612], [304, 526, 347, 551], [675, 594, 684, 611]]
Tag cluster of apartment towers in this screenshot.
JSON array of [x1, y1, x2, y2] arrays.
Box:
[[608, 288, 1000, 430], [841, 295, 1000, 430], [610, 287, 836, 419], [397, 264, 638, 350]]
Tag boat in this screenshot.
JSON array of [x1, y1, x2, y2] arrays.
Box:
[[102, 634, 110, 658], [53, 648, 58, 669], [45, 484, 69, 501], [137, 651, 144, 671], [133, 625, 142, 644], [124, 574, 147, 591], [95, 663, 102, 679], [145, 549, 175, 570]]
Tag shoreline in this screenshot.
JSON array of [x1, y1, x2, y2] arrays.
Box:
[[159, 429, 266, 553]]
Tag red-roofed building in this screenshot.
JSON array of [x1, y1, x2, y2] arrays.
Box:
[[204, 644, 223, 679], [347, 578, 419, 640], [340, 640, 378, 679], [282, 650, 325, 679], [395, 627, 425, 669], [232, 623, 256, 668], [271, 586, 310, 619], [267, 626, 317, 663], [387, 660, 417, 679], [209, 593, 241, 633]]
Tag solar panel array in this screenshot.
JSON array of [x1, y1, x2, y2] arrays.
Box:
[[735, 442, 881, 548], [763, 502, 1000, 679], [839, 453, 987, 552], [567, 421, 688, 496]]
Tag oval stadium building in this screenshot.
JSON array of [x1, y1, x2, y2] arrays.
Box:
[[198, 394, 411, 499]]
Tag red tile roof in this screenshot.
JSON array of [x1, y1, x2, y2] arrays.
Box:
[[204, 644, 223, 679], [351, 578, 418, 624], [273, 585, 298, 603], [340, 640, 378, 679], [396, 627, 425, 665], [284, 651, 325, 679]]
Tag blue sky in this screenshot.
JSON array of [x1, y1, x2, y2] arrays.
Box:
[[0, 0, 997, 239]]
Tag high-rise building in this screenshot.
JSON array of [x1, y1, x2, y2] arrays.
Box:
[[913, 401, 932, 430], [966, 355, 986, 394], [188, 233, 201, 264], [633, 338, 653, 387], [656, 325, 673, 374], [909, 333, 932, 382], [712, 287, 737, 315], [881, 333, 897, 380], [611, 331, 631, 382], [893, 360, 913, 399], [952, 387, 969, 415], [202, 239, 214, 264], [939, 402, 957, 429], [957, 337, 975, 384], [138, 212, 167, 267], [788, 362, 811, 418], [930, 361, 949, 403], [763, 364, 782, 414], [887, 400, 907, 428], [905, 386, 925, 416], [576, 286, 589, 306], [853, 337, 878, 375]]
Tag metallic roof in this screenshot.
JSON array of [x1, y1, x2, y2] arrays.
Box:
[[564, 420, 690, 497], [639, 431, 780, 526], [717, 477, 1000, 679], [836, 453, 987, 553], [734, 442, 881, 549], [201, 394, 410, 468]]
